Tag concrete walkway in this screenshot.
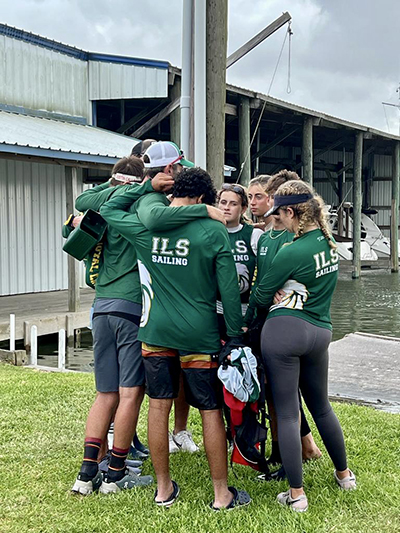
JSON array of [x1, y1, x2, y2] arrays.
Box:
[[329, 332, 400, 412]]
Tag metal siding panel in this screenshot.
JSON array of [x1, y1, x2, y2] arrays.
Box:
[[88, 61, 168, 100], [0, 160, 83, 295], [0, 36, 90, 119]]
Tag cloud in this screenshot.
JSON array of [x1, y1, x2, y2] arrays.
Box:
[[1, 0, 399, 132]]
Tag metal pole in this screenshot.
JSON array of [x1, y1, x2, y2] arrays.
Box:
[[352, 132, 363, 279], [30, 325, 37, 366], [58, 329, 66, 370], [180, 0, 193, 157], [238, 96, 251, 187], [302, 117, 313, 185], [391, 141, 400, 272], [194, 0, 207, 168], [9, 314, 15, 351]]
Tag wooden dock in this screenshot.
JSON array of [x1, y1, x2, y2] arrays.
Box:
[[0, 289, 94, 347]]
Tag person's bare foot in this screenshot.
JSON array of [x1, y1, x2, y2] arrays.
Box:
[[301, 433, 322, 461]]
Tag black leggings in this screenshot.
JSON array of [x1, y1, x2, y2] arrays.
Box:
[[261, 316, 348, 488]]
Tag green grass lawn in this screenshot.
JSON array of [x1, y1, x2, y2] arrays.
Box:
[[0, 364, 399, 533]]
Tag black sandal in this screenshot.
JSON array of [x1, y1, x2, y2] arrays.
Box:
[[210, 486, 251, 511], [154, 480, 180, 508]]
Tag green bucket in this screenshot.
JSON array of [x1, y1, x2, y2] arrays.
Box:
[[63, 209, 107, 261]]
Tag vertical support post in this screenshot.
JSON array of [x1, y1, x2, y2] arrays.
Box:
[[24, 320, 30, 354], [205, 0, 228, 188], [9, 314, 15, 351], [194, 0, 207, 169], [238, 96, 251, 187], [302, 117, 313, 185], [180, 0, 193, 158], [352, 131, 363, 279], [30, 325, 37, 366], [65, 166, 80, 312], [255, 128, 261, 176], [170, 77, 181, 147], [391, 141, 400, 272], [58, 329, 66, 371]]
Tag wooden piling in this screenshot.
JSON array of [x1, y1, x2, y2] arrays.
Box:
[[302, 117, 313, 185], [391, 141, 400, 272], [65, 166, 80, 312], [206, 0, 228, 189], [352, 131, 363, 279], [238, 96, 251, 187]]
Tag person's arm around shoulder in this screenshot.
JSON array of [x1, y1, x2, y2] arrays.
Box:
[[252, 244, 295, 308], [75, 181, 115, 212]]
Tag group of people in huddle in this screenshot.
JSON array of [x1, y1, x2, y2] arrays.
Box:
[[68, 139, 356, 512]]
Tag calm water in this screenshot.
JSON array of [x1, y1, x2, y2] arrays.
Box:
[[35, 261, 400, 370], [331, 261, 400, 341]]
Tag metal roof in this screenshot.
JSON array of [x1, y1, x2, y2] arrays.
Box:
[[0, 24, 169, 69], [0, 110, 139, 165]]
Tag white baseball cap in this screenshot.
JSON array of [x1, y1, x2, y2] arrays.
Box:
[[143, 141, 194, 169]]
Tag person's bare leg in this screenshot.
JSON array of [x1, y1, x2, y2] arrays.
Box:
[[200, 409, 232, 508], [112, 385, 145, 450], [173, 375, 190, 433], [85, 391, 119, 443], [301, 432, 322, 460], [148, 398, 174, 501]]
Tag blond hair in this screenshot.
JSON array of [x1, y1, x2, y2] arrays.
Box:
[[249, 174, 272, 192], [265, 170, 300, 196], [276, 180, 336, 249]]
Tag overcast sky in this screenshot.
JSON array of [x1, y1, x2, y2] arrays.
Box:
[[2, 0, 400, 133]]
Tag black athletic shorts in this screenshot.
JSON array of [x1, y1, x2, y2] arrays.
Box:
[[142, 343, 222, 410]]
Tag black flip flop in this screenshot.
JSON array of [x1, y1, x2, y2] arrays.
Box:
[[154, 480, 180, 508], [210, 486, 251, 511]]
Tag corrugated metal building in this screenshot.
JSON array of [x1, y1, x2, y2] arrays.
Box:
[[0, 24, 170, 297], [1, 24, 398, 300]]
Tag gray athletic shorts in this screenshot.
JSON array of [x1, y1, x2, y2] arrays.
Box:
[[92, 314, 144, 392]]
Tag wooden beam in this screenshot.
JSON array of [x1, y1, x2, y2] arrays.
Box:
[[131, 98, 180, 139], [352, 132, 363, 279], [391, 141, 400, 272], [206, 0, 228, 189], [225, 103, 237, 116], [227, 12, 291, 68], [251, 126, 299, 162], [116, 105, 161, 135], [302, 117, 313, 184], [238, 96, 251, 186], [65, 167, 80, 312]]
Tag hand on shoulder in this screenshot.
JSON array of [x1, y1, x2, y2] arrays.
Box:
[[206, 205, 226, 225]]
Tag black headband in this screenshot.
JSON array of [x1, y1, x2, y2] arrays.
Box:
[[265, 193, 313, 217]]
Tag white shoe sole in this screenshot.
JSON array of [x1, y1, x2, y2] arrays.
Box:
[[71, 479, 97, 495]]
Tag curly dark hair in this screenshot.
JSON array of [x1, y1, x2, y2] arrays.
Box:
[[172, 167, 217, 205]]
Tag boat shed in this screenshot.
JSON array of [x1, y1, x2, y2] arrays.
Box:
[[0, 22, 399, 312], [0, 24, 169, 305]]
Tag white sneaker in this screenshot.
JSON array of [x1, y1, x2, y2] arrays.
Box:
[[169, 432, 180, 453], [277, 490, 308, 512], [170, 430, 199, 453], [334, 469, 357, 490]]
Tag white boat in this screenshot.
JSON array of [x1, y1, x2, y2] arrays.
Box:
[[326, 205, 378, 261]]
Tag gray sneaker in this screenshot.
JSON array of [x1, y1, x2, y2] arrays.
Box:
[[334, 469, 357, 490], [71, 471, 103, 496], [99, 472, 153, 494], [277, 490, 308, 512]]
